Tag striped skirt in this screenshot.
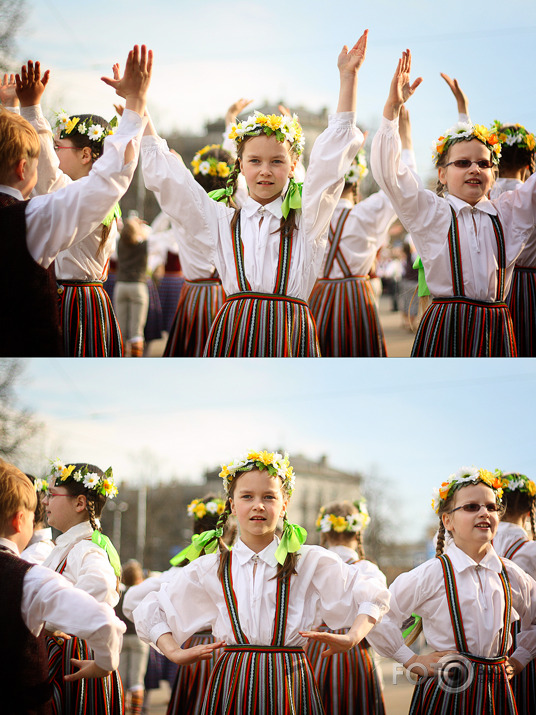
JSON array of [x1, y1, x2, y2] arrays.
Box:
[[309, 276, 387, 357], [167, 632, 223, 715], [411, 297, 517, 357], [144, 277, 164, 342], [506, 266, 536, 357], [508, 620, 536, 713], [307, 627, 385, 715], [204, 292, 321, 357], [47, 635, 123, 715], [408, 653, 517, 715], [164, 279, 224, 357], [157, 272, 185, 334], [202, 645, 325, 714], [58, 281, 123, 357]]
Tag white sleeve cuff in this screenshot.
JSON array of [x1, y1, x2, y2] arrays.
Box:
[[357, 602, 381, 623], [394, 644, 416, 664], [149, 623, 173, 646]]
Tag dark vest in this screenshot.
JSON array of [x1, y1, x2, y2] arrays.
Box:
[[0, 549, 52, 714], [0, 192, 63, 356]]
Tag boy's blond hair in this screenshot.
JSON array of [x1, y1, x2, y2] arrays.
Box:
[[0, 458, 36, 533], [0, 109, 40, 184]]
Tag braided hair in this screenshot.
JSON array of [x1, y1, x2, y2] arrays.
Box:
[[58, 462, 107, 532], [501, 486, 536, 540]]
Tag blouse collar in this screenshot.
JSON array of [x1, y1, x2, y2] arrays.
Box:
[[446, 541, 503, 573], [55, 520, 96, 547], [241, 195, 284, 220], [447, 193, 498, 217], [233, 537, 279, 568]]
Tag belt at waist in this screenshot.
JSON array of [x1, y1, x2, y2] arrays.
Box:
[[225, 292, 307, 307], [432, 296, 508, 309], [224, 645, 305, 654]]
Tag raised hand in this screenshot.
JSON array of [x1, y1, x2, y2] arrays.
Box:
[[15, 60, 50, 107], [0, 73, 18, 107], [440, 72, 469, 116], [338, 30, 368, 77], [225, 97, 253, 125], [385, 50, 423, 120], [101, 44, 152, 116]]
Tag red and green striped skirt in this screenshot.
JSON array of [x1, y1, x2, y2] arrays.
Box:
[[203, 292, 321, 357], [47, 635, 124, 715], [309, 276, 386, 357], [58, 281, 123, 357], [307, 627, 385, 715], [411, 297, 517, 357], [201, 644, 325, 714], [506, 266, 536, 357], [164, 278, 224, 357]]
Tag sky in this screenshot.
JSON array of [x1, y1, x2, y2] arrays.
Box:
[[13, 0, 536, 182], [9, 358, 536, 543]]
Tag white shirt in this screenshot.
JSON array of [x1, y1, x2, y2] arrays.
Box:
[[133, 537, 390, 649], [493, 521, 536, 580], [42, 521, 119, 609], [371, 116, 536, 301], [366, 542, 536, 668], [141, 113, 363, 300], [20, 527, 55, 565], [0, 537, 124, 671], [2, 106, 143, 270], [491, 177, 536, 267]]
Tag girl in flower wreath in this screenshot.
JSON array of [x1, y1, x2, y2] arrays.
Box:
[[41, 459, 125, 714], [15, 61, 125, 357], [139, 32, 368, 356], [366, 467, 536, 715], [371, 50, 536, 356], [309, 107, 415, 357], [493, 471, 536, 712], [20, 475, 55, 564], [306, 499, 387, 714], [132, 450, 390, 714]]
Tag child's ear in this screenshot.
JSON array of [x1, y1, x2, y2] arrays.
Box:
[[81, 146, 93, 164], [441, 511, 452, 534], [437, 166, 447, 187], [229, 497, 236, 516], [74, 494, 88, 513], [11, 510, 24, 534], [289, 158, 298, 178], [13, 158, 26, 182]]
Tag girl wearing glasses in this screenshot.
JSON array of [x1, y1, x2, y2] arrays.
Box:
[[371, 50, 536, 356], [366, 468, 536, 715]]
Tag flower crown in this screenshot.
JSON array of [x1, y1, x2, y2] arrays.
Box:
[[490, 121, 536, 153], [433, 122, 501, 166], [34, 478, 48, 494], [187, 497, 226, 520], [316, 499, 370, 533], [431, 466, 503, 514], [191, 144, 232, 178], [219, 450, 295, 495], [229, 112, 305, 156], [345, 149, 368, 183], [55, 110, 118, 144], [49, 459, 118, 499], [495, 470, 536, 497]]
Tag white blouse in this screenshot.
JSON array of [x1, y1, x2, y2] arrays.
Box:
[[133, 537, 390, 649], [20, 527, 55, 565], [42, 521, 119, 609], [1, 106, 143, 270], [366, 542, 536, 668], [493, 521, 536, 580], [141, 113, 363, 300], [371, 116, 536, 301], [0, 538, 124, 671], [490, 177, 536, 267]]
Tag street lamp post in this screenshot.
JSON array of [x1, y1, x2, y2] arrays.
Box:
[[106, 501, 129, 550]]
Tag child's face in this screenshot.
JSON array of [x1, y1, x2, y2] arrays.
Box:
[[438, 139, 495, 206], [53, 135, 88, 181], [442, 483, 500, 553], [42, 480, 83, 533], [229, 468, 288, 549], [239, 134, 297, 206]]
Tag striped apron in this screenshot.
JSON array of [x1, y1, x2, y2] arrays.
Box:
[[57, 280, 123, 357], [309, 209, 387, 357], [503, 538, 536, 713], [409, 554, 517, 715], [164, 276, 224, 357], [306, 557, 385, 714], [47, 554, 124, 715], [412, 208, 517, 356], [204, 213, 321, 357], [201, 553, 325, 714], [506, 265, 536, 356]]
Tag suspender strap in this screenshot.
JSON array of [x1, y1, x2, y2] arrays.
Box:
[[271, 574, 290, 646], [504, 537, 529, 560], [221, 552, 249, 644], [324, 209, 352, 278], [231, 213, 252, 292], [56, 556, 68, 575], [497, 560, 512, 656], [274, 224, 293, 295], [447, 207, 465, 296], [438, 554, 468, 652], [489, 214, 506, 301]]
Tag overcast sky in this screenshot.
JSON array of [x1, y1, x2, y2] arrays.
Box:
[[10, 358, 536, 543], [14, 0, 536, 182]]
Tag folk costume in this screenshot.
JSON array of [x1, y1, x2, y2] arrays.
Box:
[[141, 112, 363, 357], [371, 116, 536, 356], [20, 526, 55, 565]]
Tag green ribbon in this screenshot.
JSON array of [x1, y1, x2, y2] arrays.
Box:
[[413, 256, 430, 297], [274, 520, 307, 565], [91, 530, 121, 579], [208, 185, 234, 203], [281, 178, 303, 219], [169, 527, 223, 566], [102, 202, 122, 228], [402, 613, 422, 639]]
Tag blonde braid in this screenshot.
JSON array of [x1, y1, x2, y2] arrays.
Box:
[[216, 499, 232, 580], [530, 501, 536, 541], [86, 498, 100, 532], [435, 521, 446, 557], [355, 530, 366, 561]]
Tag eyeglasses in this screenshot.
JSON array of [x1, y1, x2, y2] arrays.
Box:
[[53, 144, 77, 151], [449, 502, 502, 514], [44, 490, 72, 499], [445, 159, 494, 169]]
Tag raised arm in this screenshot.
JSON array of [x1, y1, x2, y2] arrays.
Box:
[[383, 49, 423, 120], [101, 44, 152, 118], [440, 72, 469, 119], [0, 73, 19, 108], [337, 30, 368, 113]]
